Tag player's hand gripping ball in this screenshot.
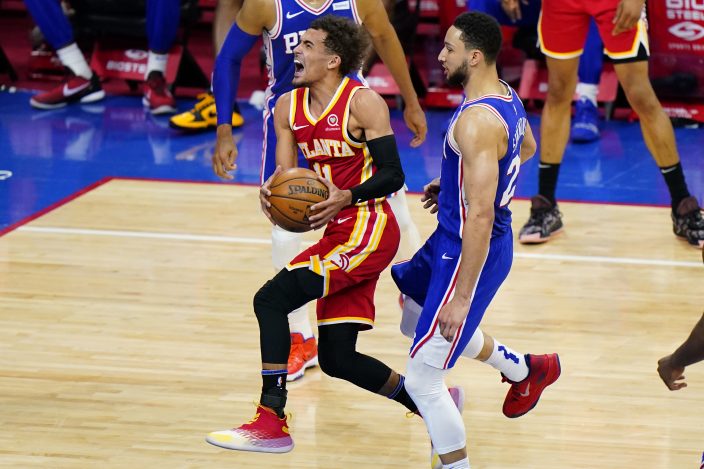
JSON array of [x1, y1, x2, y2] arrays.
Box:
[[267, 167, 329, 232]]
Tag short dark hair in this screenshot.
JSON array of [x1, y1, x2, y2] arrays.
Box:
[[309, 15, 367, 76], [452, 12, 503, 64]]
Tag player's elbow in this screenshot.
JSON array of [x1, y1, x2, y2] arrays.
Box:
[[520, 140, 537, 163], [390, 168, 405, 194]]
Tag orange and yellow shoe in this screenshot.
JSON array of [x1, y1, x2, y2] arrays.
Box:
[[169, 92, 244, 131], [206, 405, 294, 453], [287, 333, 318, 382]]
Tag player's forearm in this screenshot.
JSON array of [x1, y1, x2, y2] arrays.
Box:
[[671, 313, 704, 368], [349, 135, 405, 203], [370, 33, 421, 110], [212, 23, 259, 126], [454, 213, 493, 305]]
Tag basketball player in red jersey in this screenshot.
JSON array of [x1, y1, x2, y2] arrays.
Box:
[[519, 0, 704, 247], [206, 16, 449, 454]]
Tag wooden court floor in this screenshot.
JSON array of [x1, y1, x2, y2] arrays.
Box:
[[1, 179, 702, 468]]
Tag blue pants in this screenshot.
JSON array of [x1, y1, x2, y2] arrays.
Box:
[[391, 228, 513, 369]]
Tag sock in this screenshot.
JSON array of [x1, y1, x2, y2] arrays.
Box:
[[288, 306, 314, 340], [538, 162, 561, 205], [57, 43, 92, 79], [146, 51, 168, 79], [483, 339, 528, 382], [659, 163, 690, 211], [261, 368, 288, 417], [386, 189, 422, 257], [576, 82, 598, 106], [443, 459, 470, 469], [387, 374, 418, 413]]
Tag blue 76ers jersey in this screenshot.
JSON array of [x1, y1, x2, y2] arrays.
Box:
[[438, 81, 528, 239], [264, 0, 362, 97]]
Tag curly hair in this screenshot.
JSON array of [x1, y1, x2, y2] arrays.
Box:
[[309, 15, 367, 76], [453, 12, 503, 64]]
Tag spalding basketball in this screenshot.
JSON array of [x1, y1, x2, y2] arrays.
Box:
[[268, 167, 329, 232]]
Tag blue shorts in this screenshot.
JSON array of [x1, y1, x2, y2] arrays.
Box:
[[391, 228, 513, 369], [470, 0, 541, 27], [260, 94, 307, 184]]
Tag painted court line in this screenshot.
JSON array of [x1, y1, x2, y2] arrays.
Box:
[[17, 226, 702, 269]]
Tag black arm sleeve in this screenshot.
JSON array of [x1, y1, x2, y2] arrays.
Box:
[[349, 135, 405, 204]]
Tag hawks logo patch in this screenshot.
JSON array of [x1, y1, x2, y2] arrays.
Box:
[[327, 252, 351, 271]]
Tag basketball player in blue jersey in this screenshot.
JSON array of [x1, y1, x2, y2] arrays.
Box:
[[211, 0, 428, 382], [25, 0, 180, 114], [391, 13, 560, 468]]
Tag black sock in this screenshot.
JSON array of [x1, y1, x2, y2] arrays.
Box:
[[387, 374, 418, 414], [538, 162, 561, 205], [660, 163, 690, 211], [261, 369, 288, 418]]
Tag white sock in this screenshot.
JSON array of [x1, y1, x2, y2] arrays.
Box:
[[443, 459, 470, 469], [386, 189, 422, 258], [146, 51, 168, 78], [484, 339, 528, 382], [57, 43, 92, 79], [576, 82, 598, 106]]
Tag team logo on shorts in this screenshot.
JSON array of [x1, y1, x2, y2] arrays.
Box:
[[125, 49, 148, 60], [327, 252, 350, 271], [327, 114, 339, 128]]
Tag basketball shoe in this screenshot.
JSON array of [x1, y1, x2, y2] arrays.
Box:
[[502, 353, 561, 418], [429, 386, 465, 469], [30, 70, 104, 109], [672, 196, 704, 249], [287, 333, 318, 382], [518, 195, 563, 244], [206, 404, 293, 453], [570, 97, 600, 143], [169, 92, 244, 131], [143, 71, 177, 115]]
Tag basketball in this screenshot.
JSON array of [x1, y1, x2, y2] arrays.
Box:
[[268, 167, 329, 232]]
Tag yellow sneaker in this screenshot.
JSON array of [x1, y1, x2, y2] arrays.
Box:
[[169, 92, 244, 131]]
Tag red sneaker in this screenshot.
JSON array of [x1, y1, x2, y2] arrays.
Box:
[[502, 353, 561, 418], [30, 71, 104, 109], [287, 333, 318, 382], [206, 405, 294, 453], [142, 72, 176, 115]]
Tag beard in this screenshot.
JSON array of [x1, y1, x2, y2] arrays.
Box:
[[447, 61, 468, 87]]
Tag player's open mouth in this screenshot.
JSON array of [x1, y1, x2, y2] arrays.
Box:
[[294, 59, 304, 77]]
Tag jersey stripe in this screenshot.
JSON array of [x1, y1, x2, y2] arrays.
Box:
[[302, 77, 350, 125], [294, 0, 335, 14], [469, 103, 510, 142]]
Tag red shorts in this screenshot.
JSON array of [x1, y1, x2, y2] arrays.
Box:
[[539, 0, 649, 61], [287, 200, 400, 330]]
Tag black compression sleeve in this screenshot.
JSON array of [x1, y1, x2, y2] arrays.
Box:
[[349, 135, 405, 204]]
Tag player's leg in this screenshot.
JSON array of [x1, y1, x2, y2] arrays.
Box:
[[259, 113, 318, 380], [591, 4, 704, 248], [206, 267, 323, 452], [571, 20, 603, 143], [170, 0, 244, 130], [386, 189, 423, 260], [143, 0, 179, 114], [519, 0, 588, 244], [25, 0, 103, 109]]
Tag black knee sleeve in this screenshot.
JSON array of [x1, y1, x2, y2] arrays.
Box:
[[253, 268, 323, 364], [318, 324, 392, 393]]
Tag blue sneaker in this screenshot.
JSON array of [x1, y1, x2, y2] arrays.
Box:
[[570, 97, 600, 143]]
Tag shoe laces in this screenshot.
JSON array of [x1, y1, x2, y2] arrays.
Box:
[[193, 93, 215, 112]]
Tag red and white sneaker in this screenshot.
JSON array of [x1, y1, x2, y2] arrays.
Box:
[[142, 72, 177, 115], [206, 405, 294, 453], [30, 71, 104, 109], [430, 386, 465, 469], [287, 333, 318, 382], [502, 353, 561, 418]]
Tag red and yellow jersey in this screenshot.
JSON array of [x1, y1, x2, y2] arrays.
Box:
[[289, 77, 382, 208]]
